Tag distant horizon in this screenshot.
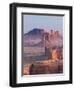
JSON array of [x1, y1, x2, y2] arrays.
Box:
[[24, 28, 62, 36], [23, 14, 64, 35]]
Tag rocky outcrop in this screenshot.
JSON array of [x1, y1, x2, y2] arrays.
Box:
[[23, 60, 63, 75]]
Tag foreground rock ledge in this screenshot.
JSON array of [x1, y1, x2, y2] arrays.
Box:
[[23, 60, 63, 75]]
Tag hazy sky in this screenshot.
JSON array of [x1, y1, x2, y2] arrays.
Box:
[[23, 14, 64, 35]]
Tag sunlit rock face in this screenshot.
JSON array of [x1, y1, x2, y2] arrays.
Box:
[[44, 30, 63, 48]]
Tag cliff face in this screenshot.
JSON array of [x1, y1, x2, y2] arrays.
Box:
[[23, 28, 63, 63], [23, 28, 63, 48], [44, 30, 63, 48], [49, 31, 63, 47]]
